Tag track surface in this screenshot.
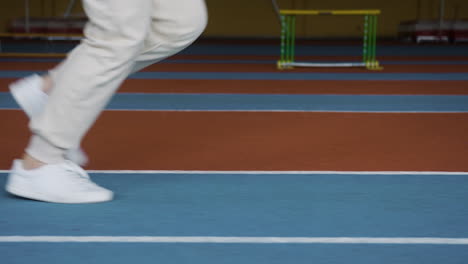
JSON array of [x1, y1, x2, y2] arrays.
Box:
[[0, 41, 467, 264]]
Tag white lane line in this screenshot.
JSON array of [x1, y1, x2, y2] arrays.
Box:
[[1, 236, 468, 244], [2, 107, 468, 113], [0, 170, 467, 175], [107, 109, 468, 113]]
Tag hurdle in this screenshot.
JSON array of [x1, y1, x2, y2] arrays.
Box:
[[278, 9, 382, 70]]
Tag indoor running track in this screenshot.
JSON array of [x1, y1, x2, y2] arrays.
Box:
[[0, 41, 468, 264]]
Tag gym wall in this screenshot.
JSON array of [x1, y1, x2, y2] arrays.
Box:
[[1, 0, 467, 38]]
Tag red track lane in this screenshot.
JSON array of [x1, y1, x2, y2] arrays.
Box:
[[1, 110, 468, 171], [1, 78, 468, 95], [116, 79, 468, 94], [1, 61, 468, 73]]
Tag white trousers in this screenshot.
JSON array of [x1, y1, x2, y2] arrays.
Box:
[[26, 0, 208, 163]]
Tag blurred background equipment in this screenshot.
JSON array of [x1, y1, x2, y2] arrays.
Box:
[[8, 0, 85, 38], [1, 0, 467, 41], [276, 8, 382, 70], [398, 0, 468, 43], [0, 0, 467, 56]]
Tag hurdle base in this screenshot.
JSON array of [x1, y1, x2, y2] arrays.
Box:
[[277, 61, 383, 70]]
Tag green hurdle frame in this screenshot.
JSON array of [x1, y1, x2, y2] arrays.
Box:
[[278, 9, 382, 70]]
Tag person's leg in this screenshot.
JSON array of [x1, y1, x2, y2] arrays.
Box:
[[47, 0, 208, 82], [130, 0, 208, 72], [6, 0, 154, 203], [27, 0, 154, 165], [13, 0, 207, 166], [9, 73, 88, 166]]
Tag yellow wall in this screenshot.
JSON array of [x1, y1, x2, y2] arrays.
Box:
[[203, 0, 468, 38], [1, 0, 468, 38]]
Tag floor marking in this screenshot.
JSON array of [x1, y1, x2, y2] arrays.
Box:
[[2, 57, 468, 64], [113, 110, 468, 113], [3, 107, 468, 113], [3, 71, 468, 80], [1, 170, 467, 175], [4, 93, 468, 113], [1, 236, 468, 244]]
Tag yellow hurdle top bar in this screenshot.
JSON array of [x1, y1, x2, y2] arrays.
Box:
[[280, 9, 381, 15]]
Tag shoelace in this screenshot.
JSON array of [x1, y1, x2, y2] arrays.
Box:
[[61, 161, 98, 190], [63, 161, 89, 178]]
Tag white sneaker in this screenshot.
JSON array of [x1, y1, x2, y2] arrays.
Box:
[[6, 160, 113, 203], [9, 74, 89, 166]]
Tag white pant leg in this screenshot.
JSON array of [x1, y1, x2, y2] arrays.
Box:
[[27, 0, 154, 163], [28, 0, 207, 164], [49, 0, 207, 78], [131, 0, 208, 72]]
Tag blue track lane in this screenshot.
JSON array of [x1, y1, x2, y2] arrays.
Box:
[[2, 58, 468, 65], [2, 42, 468, 56], [1, 173, 468, 237], [1, 173, 468, 264], [130, 72, 468, 81], [184, 44, 468, 56], [2, 92, 468, 112], [1, 70, 468, 80], [1, 244, 468, 264]]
